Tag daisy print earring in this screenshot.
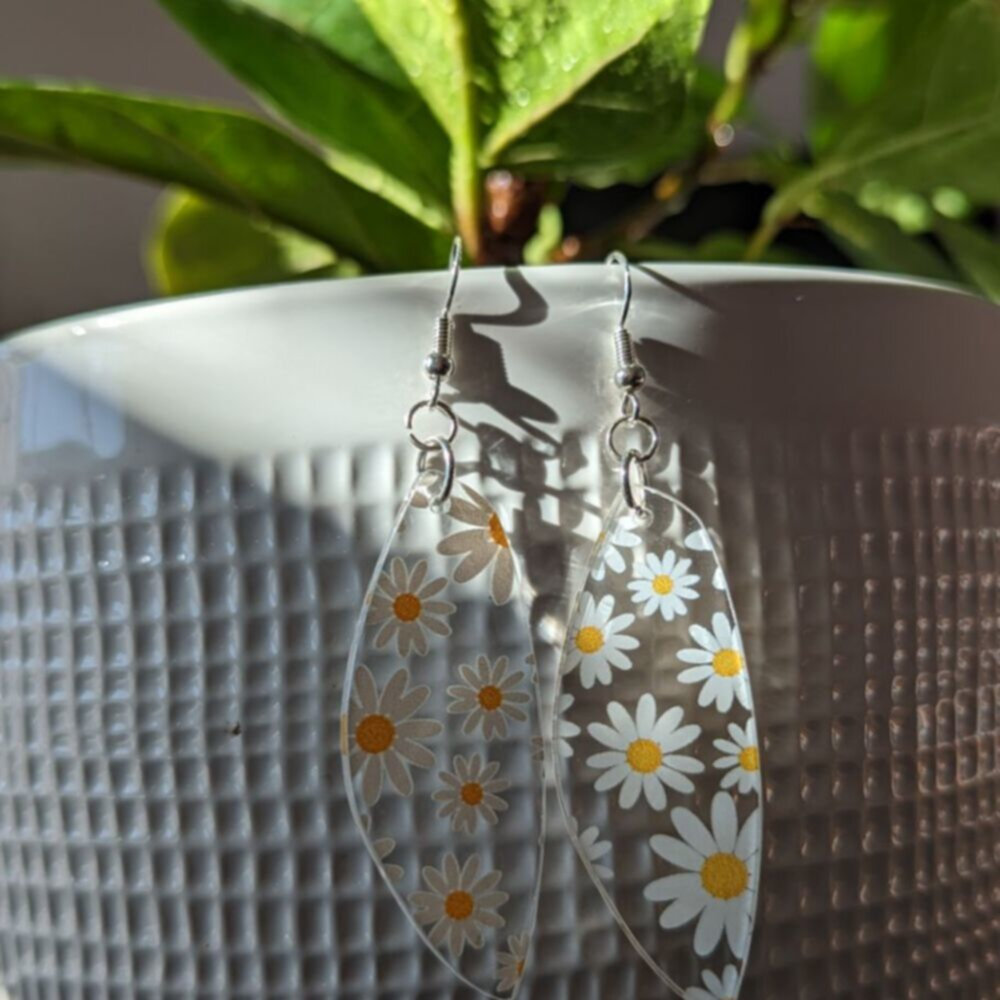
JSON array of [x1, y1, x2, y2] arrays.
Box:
[[342, 239, 544, 998], [552, 253, 762, 998]]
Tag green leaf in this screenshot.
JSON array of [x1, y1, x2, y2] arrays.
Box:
[[357, 1, 712, 238], [356, 0, 481, 252], [498, 61, 720, 189], [805, 191, 956, 282], [234, 0, 413, 89], [147, 189, 356, 296], [767, 0, 1000, 232], [158, 0, 451, 226], [936, 217, 1000, 302], [0, 82, 450, 271], [482, 0, 709, 172]]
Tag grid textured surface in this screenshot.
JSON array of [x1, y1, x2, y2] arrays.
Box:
[[0, 420, 997, 999]]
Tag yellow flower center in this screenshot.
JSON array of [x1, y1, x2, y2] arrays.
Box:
[[460, 781, 484, 806], [515, 959, 525, 976], [626, 738, 662, 774], [739, 745, 760, 772], [652, 574, 674, 595], [478, 685, 503, 711], [700, 852, 749, 900], [393, 592, 422, 622], [712, 648, 743, 677], [355, 714, 395, 754], [575, 625, 604, 654], [444, 889, 475, 921], [488, 513, 509, 549]]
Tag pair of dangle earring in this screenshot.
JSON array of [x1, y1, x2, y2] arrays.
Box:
[[343, 242, 761, 999]]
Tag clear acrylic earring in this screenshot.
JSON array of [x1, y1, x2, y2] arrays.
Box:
[[341, 238, 544, 998], [553, 253, 762, 998]]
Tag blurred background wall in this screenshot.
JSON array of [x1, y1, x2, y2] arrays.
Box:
[[0, 0, 803, 334]]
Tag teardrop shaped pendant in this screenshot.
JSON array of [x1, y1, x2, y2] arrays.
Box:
[[342, 474, 545, 998], [554, 486, 762, 997]]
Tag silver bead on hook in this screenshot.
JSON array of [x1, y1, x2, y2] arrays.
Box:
[[606, 250, 646, 392], [423, 236, 463, 381]]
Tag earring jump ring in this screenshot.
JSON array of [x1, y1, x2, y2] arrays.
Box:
[[606, 413, 659, 463], [406, 397, 458, 451]]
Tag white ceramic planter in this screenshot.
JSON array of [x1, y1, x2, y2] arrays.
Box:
[[0, 264, 996, 999]]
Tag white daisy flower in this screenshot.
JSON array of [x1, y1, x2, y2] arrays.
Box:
[[645, 793, 760, 958], [627, 549, 700, 621], [433, 753, 510, 834], [564, 593, 639, 689], [437, 484, 516, 605], [685, 965, 740, 1000], [495, 931, 530, 993], [591, 520, 640, 582], [677, 612, 751, 714], [568, 818, 613, 880], [554, 692, 581, 758], [410, 853, 508, 958], [447, 655, 531, 740], [713, 719, 761, 795], [684, 529, 727, 591], [348, 665, 443, 806], [586, 693, 704, 811], [368, 557, 455, 656]]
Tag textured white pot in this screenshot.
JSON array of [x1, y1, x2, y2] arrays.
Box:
[[0, 265, 996, 999]]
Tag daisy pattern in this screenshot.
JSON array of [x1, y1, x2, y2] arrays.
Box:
[[677, 612, 751, 714], [554, 692, 581, 758], [684, 528, 727, 591], [627, 549, 700, 621], [368, 557, 455, 656], [564, 593, 639, 689], [410, 853, 508, 958], [685, 965, 740, 1000], [447, 655, 531, 740], [586, 694, 704, 811], [591, 520, 640, 582], [713, 719, 761, 795], [495, 931, 530, 993], [568, 818, 613, 880], [348, 665, 443, 806], [645, 793, 759, 958], [433, 753, 510, 834], [437, 484, 515, 605]]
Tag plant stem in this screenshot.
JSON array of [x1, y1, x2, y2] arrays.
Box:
[[448, 0, 482, 260]]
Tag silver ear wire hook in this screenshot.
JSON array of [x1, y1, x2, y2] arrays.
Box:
[[603, 251, 659, 519], [406, 236, 463, 508]]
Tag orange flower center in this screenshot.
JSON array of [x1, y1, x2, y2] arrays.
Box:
[[460, 781, 484, 806], [515, 959, 525, 976], [355, 714, 395, 754], [478, 685, 503, 711], [575, 625, 604, 654], [393, 592, 422, 622], [444, 889, 475, 921], [652, 574, 674, 595], [739, 745, 760, 772], [488, 513, 509, 548], [713, 648, 743, 677], [626, 738, 662, 774], [701, 852, 748, 900]]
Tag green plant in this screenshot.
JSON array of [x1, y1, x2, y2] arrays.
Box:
[[2, 0, 997, 299]]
